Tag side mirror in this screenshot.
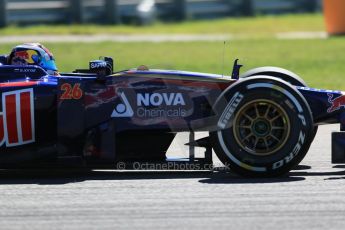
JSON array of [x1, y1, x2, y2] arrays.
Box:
[[103, 57, 114, 72]]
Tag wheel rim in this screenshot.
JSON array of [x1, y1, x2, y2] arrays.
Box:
[[233, 99, 291, 156]]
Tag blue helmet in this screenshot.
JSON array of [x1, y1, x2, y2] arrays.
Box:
[[9, 43, 58, 75]]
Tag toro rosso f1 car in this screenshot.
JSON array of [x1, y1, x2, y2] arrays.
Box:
[[0, 56, 345, 177]]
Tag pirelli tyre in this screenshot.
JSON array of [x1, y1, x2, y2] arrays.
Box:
[[240, 66, 318, 144], [211, 76, 314, 177]]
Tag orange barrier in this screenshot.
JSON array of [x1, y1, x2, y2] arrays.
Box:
[[324, 0, 345, 35]]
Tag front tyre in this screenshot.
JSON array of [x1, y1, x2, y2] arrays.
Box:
[[240, 66, 318, 142], [211, 77, 314, 177]]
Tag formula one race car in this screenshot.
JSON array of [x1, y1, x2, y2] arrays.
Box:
[[0, 56, 345, 177]]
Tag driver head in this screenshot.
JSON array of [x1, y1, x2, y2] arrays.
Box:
[[9, 43, 59, 76]]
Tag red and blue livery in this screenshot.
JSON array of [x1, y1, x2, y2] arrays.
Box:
[[0, 56, 345, 177]]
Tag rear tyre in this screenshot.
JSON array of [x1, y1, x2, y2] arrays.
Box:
[[211, 76, 314, 177], [240, 66, 307, 87]]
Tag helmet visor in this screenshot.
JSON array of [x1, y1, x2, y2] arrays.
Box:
[[43, 58, 58, 71], [33, 53, 58, 71]]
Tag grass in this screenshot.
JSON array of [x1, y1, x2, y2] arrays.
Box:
[[0, 14, 325, 38], [1, 13, 344, 90], [1, 37, 344, 90]]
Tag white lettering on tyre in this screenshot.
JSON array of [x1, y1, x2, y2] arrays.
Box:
[[298, 114, 307, 126], [272, 131, 306, 170], [218, 92, 244, 129]]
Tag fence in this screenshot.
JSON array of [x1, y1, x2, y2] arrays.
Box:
[[0, 0, 323, 27]]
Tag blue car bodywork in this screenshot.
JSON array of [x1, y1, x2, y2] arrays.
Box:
[[0, 58, 345, 176]]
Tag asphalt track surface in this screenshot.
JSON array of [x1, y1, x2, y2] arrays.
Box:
[[1, 124, 345, 230]]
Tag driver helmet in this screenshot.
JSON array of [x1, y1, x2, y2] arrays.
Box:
[[9, 43, 59, 75]]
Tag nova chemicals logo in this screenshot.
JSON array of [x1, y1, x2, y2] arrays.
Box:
[[111, 92, 190, 119], [137, 93, 185, 106], [111, 92, 134, 118], [136, 93, 187, 118]]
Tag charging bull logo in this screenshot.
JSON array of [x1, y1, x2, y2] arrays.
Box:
[[14, 50, 39, 64], [327, 93, 345, 113], [0, 89, 35, 147]]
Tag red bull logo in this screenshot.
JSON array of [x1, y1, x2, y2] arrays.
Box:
[[14, 50, 38, 64], [328, 93, 345, 113], [15, 51, 29, 60]]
